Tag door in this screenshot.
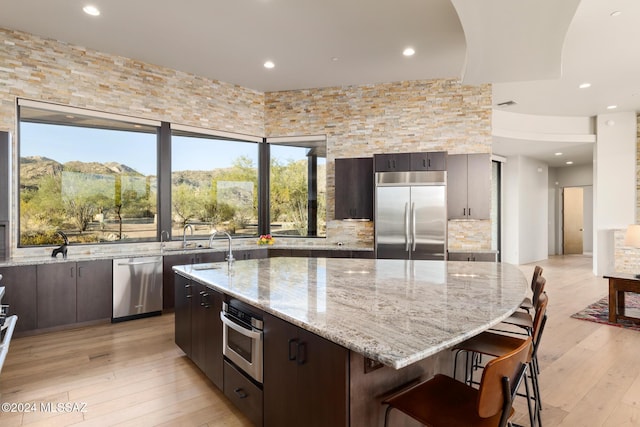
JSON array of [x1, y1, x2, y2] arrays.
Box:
[[411, 186, 446, 260], [375, 185, 411, 259], [563, 187, 584, 254]]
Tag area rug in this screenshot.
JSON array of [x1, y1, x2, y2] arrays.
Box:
[[571, 293, 640, 331]]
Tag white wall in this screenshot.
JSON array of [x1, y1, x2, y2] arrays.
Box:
[[583, 186, 593, 254], [502, 155, 549, 265], [594, 112, 637, 275]]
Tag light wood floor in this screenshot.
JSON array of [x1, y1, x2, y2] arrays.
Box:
[[0, 255, 636, 426]]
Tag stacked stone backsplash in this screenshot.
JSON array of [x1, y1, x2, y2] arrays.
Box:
[[265, 80, 493, 249], [1, 27, 492, 253]]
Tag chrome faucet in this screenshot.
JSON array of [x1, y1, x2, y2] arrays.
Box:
[[208, 230, 235, 263], [182, 224, 193, 248], [160, 230, 170, 251]]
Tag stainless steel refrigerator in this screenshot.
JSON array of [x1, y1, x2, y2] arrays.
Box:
[[375, 171, 447, 260]]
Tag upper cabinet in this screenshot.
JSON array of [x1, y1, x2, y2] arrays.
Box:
[[447, 153, 490, 220], [373, 153, 411, 172], [334, 157, 373, 220], [410, 152, 447, 171], [374, 151, 447, 172]]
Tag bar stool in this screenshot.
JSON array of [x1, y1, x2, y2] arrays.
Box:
[[453, 292, 549, 427], [520, 266, 543, 312], [382, 337, 532, 427]]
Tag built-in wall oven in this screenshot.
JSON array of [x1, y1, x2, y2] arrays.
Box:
[[220, 300, 264, 384]]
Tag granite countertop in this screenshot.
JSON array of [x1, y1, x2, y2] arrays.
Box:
[[173, 258, 527, 369], [0, 242, 373, 267]]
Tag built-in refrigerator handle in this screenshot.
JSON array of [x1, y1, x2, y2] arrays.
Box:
[[404, 202, 410, 252], [411, 202, 417, 251]]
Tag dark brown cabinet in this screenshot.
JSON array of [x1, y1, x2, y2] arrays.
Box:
[[374, 153, 411, 172], [410, 151, 447, 171], [163, 251, 225, 310], [447, 153, 491, 220], [334, 157, 373, 220], [224, 361, 263, 427], [263, 313, 349, 427], [174, 273, 193, 357], [0, 265, 37, 332], [174, 273, 224, 389], [375, 152, 447, 172], [37, 260, 112, 329], [76, 260, 112, 322], [191, 281, 223, 388]]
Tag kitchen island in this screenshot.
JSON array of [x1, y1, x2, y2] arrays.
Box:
[[173, 257, 527, 427]]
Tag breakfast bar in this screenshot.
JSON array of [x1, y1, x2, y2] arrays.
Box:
[[173, 257, 528, 426]]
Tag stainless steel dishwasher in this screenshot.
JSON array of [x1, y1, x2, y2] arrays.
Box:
[[112, 256, 163, 322]]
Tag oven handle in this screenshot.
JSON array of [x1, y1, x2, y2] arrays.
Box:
[[220, 312, 262, 340]]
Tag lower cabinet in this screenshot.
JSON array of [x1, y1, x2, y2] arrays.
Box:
[[174, 273, 193, 357], [76, 260, 112, 322], [163, 251, 226, 310], [263, 313, 349, 427], [0, 265, 37, 332], [174, 273, 223, 389], [37, 260, 112, 329], [191, 281, 223, 388], [224, 361, 263, 427]]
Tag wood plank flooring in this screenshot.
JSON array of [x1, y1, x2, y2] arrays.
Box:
[[0, 255, 636, 426]]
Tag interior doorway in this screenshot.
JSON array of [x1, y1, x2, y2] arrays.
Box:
[[563, 187, 584, 254]]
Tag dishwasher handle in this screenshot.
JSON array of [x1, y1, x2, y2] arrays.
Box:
[[117, 260, 161, 266]]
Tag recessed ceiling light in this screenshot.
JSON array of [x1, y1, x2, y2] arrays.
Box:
[[403, 47, 415, 57], [331, 57, 339, 62], [65, 115, 75, 119], [566, 161, 574, 165], [264, 60, 275, 69], [610, 11, 622, 17], [555, 152, 563, 156], [578, 83, 591, 89], [607, 105, 617, 110], [82, 5, 100, 16]]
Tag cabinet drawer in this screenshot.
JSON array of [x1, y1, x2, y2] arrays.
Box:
[[224, 361, 263, 427]]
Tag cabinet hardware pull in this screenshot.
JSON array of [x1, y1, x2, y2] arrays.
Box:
[[234, 388, 248, 399], [288, 338, 298, 361], [186, 295, 192, 299], [423, 159, 426, 167], [297, 342, 307, 365], [428, 158, 431, 168], [463, 208, 466, 216], [70, 267, 75, 278], [468, 208, 471, 216], [78, 267, 82, 278]]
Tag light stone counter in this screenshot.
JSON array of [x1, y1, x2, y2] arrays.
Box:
[[173, 257, 527, 369]]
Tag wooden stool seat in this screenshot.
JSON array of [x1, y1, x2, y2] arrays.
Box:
[[384, 374, 513, 427], [383, 337, 532, 427]]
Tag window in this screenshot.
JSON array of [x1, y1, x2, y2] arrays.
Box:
[[170, 128, 260, 239], [268, 137, 326, 237], [18, 101, 159, 246]]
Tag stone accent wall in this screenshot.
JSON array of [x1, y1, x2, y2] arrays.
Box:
[[0, 29, 265, 134], [265, 80, 493, 248]]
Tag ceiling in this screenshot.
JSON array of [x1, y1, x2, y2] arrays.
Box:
[[1, 0, 639, 168]]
